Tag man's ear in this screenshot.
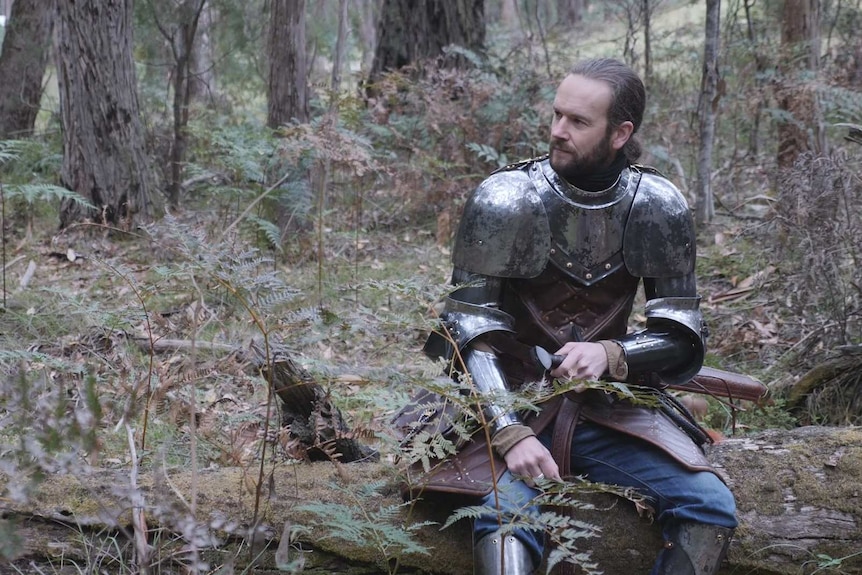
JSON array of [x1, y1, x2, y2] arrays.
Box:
[[610, 121, 634, 151]]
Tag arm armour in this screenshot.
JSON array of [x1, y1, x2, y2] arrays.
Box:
[[614, 291, 706, 386], [452, 169, 550, 279], [424, 164, 552, 436], [423, 268, 525, 436], [617, 172, 706, 386]]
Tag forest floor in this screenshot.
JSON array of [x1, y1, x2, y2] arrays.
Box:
[[0, 204, 817, 574]]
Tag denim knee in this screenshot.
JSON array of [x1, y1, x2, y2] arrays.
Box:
[[472, 471, 545, 565]]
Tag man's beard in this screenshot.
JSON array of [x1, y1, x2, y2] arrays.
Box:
[[549, 130, 616, 183]]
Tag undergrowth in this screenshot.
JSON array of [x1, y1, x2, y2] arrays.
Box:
[[2, 7, 862, 571]]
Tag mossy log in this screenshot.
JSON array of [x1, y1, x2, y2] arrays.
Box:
[[128, 335, 374, 463], [2, 426, 862, 574]]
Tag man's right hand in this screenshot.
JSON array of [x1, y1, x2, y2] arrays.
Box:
[[503, 436, 561, 483]]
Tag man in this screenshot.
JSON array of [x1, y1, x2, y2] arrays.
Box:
[[419, 58, 737, 575]]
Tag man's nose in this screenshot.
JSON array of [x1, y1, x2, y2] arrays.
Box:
[[550, 118, 568, 140]]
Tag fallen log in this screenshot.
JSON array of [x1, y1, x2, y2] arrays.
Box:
[[127, 334, 374, 463], [2, 426, 861, 574]]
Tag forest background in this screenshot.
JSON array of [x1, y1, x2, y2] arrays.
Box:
[[1, 0, 861, 574]]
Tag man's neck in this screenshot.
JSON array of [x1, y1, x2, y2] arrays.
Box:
[[565, 153, 629, 192]]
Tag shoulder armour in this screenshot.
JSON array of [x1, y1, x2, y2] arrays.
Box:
[[452, 166, 551, 278], [624, 170, 695, 278], [491, 153, 550, 175], [630, 163, 667, 177]]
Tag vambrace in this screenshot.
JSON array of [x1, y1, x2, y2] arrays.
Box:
[[423, 269, 512, 361], [422, 269, 522, 436], [463, 348, 524, 435], [615, 296, 706, 386]]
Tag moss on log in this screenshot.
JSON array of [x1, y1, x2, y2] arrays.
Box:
[[2, 426, 862, 574]]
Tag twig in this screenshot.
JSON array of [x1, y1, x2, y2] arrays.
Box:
[[127, 424, 151, 574], [221, 171, 292, 238]]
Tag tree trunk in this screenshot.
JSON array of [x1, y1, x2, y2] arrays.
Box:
[[188, 1, 216, 103], [777, 0, 822, 169], [642, 0, 652, 85], [368, 0, 485, 85], [56, 0, 154, 228], [556, 0, 583, 25], [694, 0, 721, 225], [743, 0, 768, 157], [0, 0, 54, 139], [330, 0, 349, 102], [500, 0, 521, 30], [355, 0, 378, 76], [267, 0, 308, 128], [4, 426, 862, 574], [170, 0, 206, 208]]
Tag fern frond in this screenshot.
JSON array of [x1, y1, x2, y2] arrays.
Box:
[[297, 481, 434, 560], [246, 215, 283, 252], [0, 139, 23, 165], [5, 183, 95, 210]]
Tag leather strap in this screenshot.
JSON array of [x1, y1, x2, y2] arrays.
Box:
[[550, 394, 583, 478], [548, 393, 584, 575]]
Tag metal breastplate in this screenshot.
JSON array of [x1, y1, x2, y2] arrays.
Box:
[[528, 160, 638, 287]]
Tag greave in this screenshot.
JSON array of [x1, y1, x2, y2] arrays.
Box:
[[653, 522, 734, 575], [474, 530, 536, 575]]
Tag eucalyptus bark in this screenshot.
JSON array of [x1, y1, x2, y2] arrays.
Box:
[[188, 2, 216, 103], [56, 0, 154, 228], [368, 0, 485, 84], [777, 0, 823, 169], [694, 0, 721, 225], [556, 0, 583, 25], [356, 0, 378, 76], [330, 0, 349, 101], [0, 0, 54, 139], [267, 0, 308, 128], [743, 0, 769, 156], [158, 0, 207, 208], [642, 0, 652, 84], [500, 0, 521, 30]]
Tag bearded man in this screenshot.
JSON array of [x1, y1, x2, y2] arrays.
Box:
[[413, 57, 737, 575]]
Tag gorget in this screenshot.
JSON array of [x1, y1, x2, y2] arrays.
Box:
[[528, 159, 639, 286]]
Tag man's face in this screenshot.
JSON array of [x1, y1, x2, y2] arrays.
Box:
[[548, 74, 625, 181]]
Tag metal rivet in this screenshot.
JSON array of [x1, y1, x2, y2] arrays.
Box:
[[605, 263, 612, 270], [550, 248, 556, 255], [566, 262, 573, 269], [585, 273, 593, 280], [477, 240, 484, 246]]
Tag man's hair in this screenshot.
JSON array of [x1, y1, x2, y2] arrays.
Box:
[[568, 58, 645, 162]]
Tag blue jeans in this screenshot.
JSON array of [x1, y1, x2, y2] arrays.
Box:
[[473, 420, 738, 567]]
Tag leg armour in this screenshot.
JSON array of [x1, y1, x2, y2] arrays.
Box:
[[474, 530, 536, 575], [652, 522, 734, 575]]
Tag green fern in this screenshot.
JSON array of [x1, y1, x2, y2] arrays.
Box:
[[297, 480, 433, 573], [466, 142, 509, 167], [4, 183, 94, 210], [246, 215, 283, 252], [0, 140, 23, 165]]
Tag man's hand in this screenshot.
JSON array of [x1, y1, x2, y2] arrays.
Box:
[[503, 436, 561, 483], [549, 341, 608, 381]]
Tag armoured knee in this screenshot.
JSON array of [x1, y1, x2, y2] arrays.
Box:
[[474, 529, 536, 575], [653, 522, 734, 575]]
